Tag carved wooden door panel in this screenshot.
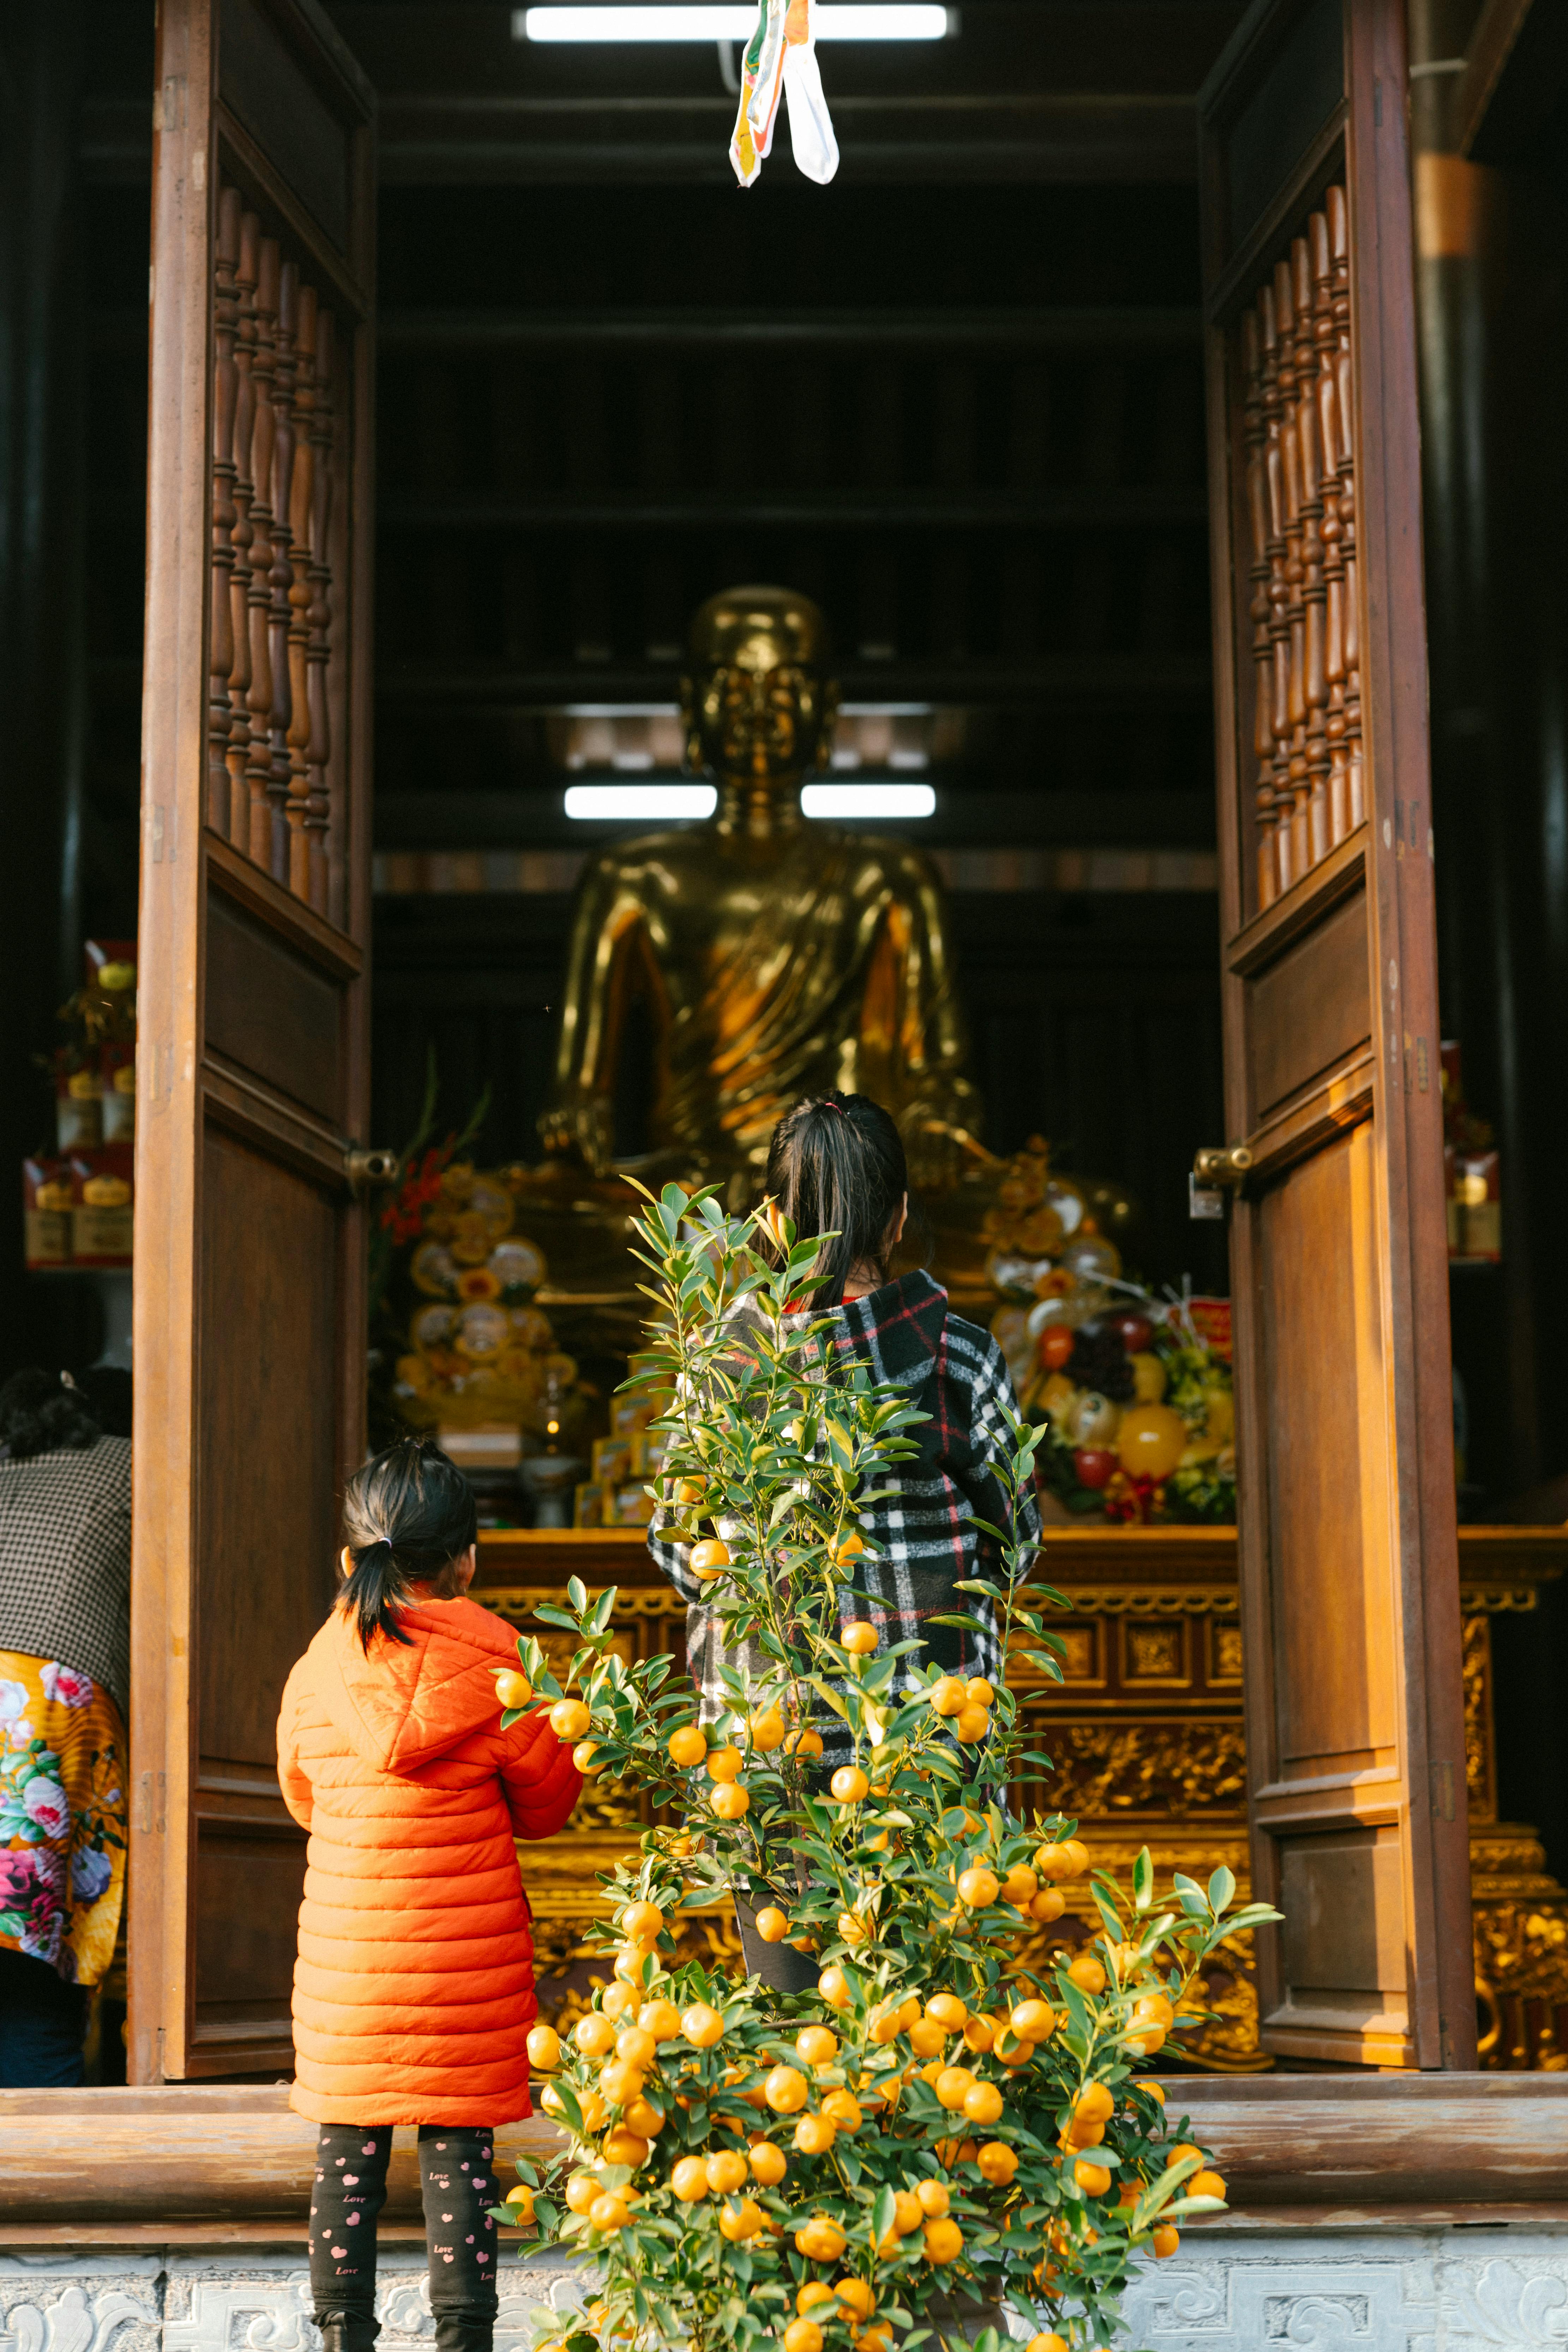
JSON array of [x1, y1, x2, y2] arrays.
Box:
[[130, 0, 375, 2082], [1198, 0, 1473, 2067]]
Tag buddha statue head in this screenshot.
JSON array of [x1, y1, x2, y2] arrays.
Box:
[[682, 585, 838, 829]]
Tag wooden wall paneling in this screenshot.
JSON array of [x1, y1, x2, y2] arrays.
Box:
[[133, 0, 375, 2085], [1199, 0, 1471, 2067]]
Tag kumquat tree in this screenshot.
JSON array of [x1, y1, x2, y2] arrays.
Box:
[[488, 1181, 1280, 2352]]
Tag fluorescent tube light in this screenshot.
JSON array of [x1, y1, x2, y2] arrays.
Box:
[[564, 783, 717, 819], [519, 6, 950, 40], [801, 782, 936, 818]]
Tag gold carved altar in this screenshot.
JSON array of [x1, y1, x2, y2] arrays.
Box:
[[474, 1522, 1568, 2071]]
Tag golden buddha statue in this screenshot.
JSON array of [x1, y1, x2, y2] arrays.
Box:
[[537, 584, 979, 1201]]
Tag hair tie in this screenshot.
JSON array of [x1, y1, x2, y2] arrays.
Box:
[[822, 1099, 844, 1115]]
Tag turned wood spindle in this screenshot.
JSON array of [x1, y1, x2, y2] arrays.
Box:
[[305, 306, 337, 917], [1274, 258, 1311, 888], [208, 188, 241, 840], [1242, 306, 1281, 909], [1293, 232, 1330, 870], [286, 281, 318, 903], [226, 208, 259, 851], [1328, 184, 1364, 831], [1312, 205, 1351, 848], [245, 237, 281, 870], [267, 260, 300, 883], [1259, 282, 1294, 894]]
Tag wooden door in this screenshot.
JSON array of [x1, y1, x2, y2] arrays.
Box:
[[130, 0, 376, 2083], [1199, 0, 1473, 2067]]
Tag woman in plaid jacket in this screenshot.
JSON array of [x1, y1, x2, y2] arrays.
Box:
[[647, 1090, 1040, 1987]]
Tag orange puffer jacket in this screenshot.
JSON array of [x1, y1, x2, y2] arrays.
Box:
[[276, 1592, 579, 2125]]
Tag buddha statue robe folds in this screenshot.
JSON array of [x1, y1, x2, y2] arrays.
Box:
[[539, 585, 979, 1203]]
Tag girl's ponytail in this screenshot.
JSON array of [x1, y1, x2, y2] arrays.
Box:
[[339, 1437, 479, 1650], [764, 1091, 909, 1308], [340, 1534, 411, 1652]]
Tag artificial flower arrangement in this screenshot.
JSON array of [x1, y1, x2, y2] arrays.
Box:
[[366, 1060, 591, 1456], [487, 1183, 1276, 2352]]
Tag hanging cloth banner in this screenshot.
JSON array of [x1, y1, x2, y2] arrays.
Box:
[[731, 0, 840, 188]]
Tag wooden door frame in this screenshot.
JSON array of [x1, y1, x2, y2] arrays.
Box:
[[1199, 0, 1473, 2065], [130, 0, 376, 2085]]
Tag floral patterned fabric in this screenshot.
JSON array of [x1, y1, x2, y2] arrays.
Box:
[[0, 1649, 126, 1985]]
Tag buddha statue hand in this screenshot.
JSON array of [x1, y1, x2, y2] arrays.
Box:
[[539, 1096, 615, 1176], [901, 1102, 986, 1194]]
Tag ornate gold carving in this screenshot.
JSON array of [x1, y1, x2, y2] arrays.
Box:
[[1034, 1586, 1242, 1618], [1057, 1626, 1100, 1682], [1462, 1613, 1497, 1824], [1122, 1623, 1187, 1684], [1017, 1718, 1248, 1817], [534, 1909, 746, 2037], [1209, 1622, 1244, 1682], [1474, 1894, 1568, 2070], [567, 1776, 645, 1834]]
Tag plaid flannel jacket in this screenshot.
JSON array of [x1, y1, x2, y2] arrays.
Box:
[[646, 1270, 1040, 1761]]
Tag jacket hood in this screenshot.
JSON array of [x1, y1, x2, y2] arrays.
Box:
[[310, 1595, 518, 1773]]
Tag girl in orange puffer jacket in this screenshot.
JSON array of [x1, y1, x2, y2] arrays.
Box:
[[277, 1437, 580, 2352]]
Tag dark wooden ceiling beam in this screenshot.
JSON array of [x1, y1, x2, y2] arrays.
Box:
[[379, 305, 1203, 353], [373, 93, 1202, 185], [374, 655, 1214, 711], [378, 488, 1208, 531]]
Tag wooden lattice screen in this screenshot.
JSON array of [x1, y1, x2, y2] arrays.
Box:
[[208, 180, 349, 923], [1237, 184, 1364, 911]]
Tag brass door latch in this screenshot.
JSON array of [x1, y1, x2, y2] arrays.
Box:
[[345, 1146, 400, 1197], [1190, 1143, 1253, 1220]]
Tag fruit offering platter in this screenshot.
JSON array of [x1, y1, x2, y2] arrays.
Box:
[[1015, 1299, 1234, 1527]]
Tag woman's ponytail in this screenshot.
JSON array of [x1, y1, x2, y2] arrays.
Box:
[[339, 1437, 479, 1650]]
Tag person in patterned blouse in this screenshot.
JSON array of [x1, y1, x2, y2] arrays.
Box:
[[0, 1366, 132, 2086], [647, 1090, 1040, 1987]]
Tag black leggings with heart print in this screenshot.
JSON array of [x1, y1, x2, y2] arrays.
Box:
[[310, 2124, 499, 2327]]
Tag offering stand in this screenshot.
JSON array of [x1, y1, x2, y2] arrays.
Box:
[[473, 1522, 1568, 2072]]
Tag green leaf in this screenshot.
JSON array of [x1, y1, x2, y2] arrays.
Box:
[[1207, 1864, 1236, 1918], [566, 1574, 588, 1615], [872, 2184, 897, 2243], [589, 1585, 618, 1635], [1133, 1847, 1154, 1913], [806, 1676, 851, 1722]]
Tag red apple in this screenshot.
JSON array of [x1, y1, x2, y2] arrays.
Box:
[[1110, 1312, 1155, 1355], [1074, 1447, 1118, 1491], [1037, 1323, 1076, 1372]]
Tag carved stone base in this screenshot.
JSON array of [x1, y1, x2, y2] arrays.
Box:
[[0, 2251, 587, 2352], [13, 2232, 1568, 2352], [1119, 2227, 1568, 2350]]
